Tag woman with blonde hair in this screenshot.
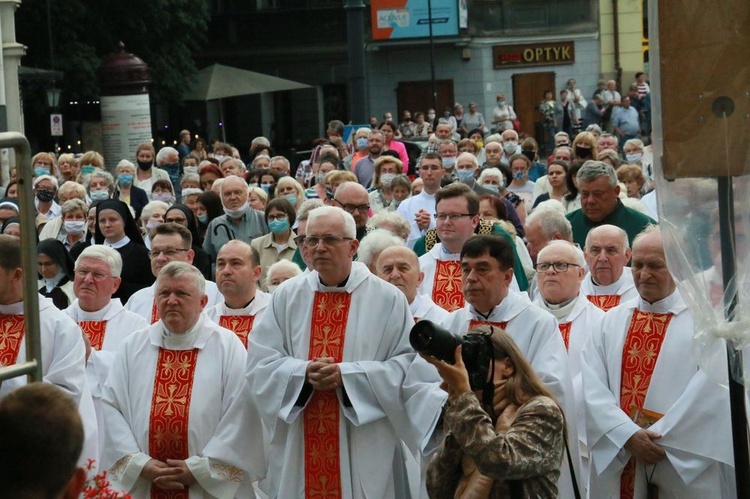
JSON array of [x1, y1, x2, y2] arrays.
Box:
[[571, 131, 597, 161], [57, 153, 77, 183], [274, 176, 305, 212], [31, 152, 58, 179], [77, 151, 105, 180], [369, 155, 403, 213], [424, 325, 565, 498]]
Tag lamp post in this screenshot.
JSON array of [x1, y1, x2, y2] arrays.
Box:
[[46, 85, 62, 153]]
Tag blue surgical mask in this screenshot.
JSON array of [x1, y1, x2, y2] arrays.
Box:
[[261, 183, 272, 193], [456, 169, 475, 184], [497, 100, 506, 107], [442, 157, 456, 169], [285, 194, 297, 206], [625, 153, 642, 163], [198, 214, 208, 224], [268, 218, 290, 234], [118, 173, 133, 186], [89, 190, 109, 201], [356, 138, 368, 148], [81, 165, 95, 176], [34, 166, 50, 177], [484, 184, 500, 193]]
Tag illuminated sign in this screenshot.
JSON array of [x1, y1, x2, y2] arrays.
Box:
[[493, 41, 575, 68]]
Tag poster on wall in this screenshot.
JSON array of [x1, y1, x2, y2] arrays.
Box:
[[371, 0, 459, 40]]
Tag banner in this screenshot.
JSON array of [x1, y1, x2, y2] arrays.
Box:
[[371, 0, 459, 40]]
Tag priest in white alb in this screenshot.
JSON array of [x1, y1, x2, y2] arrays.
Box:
[[377, 245, 449, 324], [65, 245, 148, 459], [441, 234, 582, 497], [205, 240, 269, 348], [125, 223, 222, 323], [398, 153, 444, 247], [582, 224, 638, 311], [102, 262, 256, 497], [582, 226, 734, 498], [245, 206, 417, 498], [533, 240, 605, 488]]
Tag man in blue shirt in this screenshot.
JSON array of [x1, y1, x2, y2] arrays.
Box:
[[612, 96, 640, 148]]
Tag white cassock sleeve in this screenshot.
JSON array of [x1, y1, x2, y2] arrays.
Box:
[[46, 316, 87, 404]]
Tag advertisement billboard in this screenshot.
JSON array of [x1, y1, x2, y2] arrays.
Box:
[[371, 0, 459, 40]]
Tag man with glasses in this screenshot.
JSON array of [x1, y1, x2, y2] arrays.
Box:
[[242, 205, 417, 498], [126, 223, 222, 323], [418, 183, 480, 312], [398, 152, 446, 248], [441, 234, 581, 497], [65, 245, 148, 461], [533, 240, 604, 487], [332, 182, 371, 241]]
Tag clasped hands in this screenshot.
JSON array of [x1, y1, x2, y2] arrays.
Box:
[[142, 459, 195, 490], [306, 357, 343, 391], [625, 429, 666, 465]]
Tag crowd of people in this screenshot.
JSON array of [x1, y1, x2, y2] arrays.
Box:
[[0, 73, 736, 499]]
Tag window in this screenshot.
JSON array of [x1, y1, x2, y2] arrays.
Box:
[[468, 0, 597, 36]]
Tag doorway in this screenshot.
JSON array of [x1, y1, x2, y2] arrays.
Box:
[[512, 72, 556, 153], [397, 80, 455, 120]]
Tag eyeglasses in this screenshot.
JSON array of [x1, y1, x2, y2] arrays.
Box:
[[536, 262, 581, 273], [164, 217, 187, 225], [148, 248, 190, 258], [294, 235, 306, 246], [303, 235, 353, 248], [268, 214, 288, 222], [434, 213, 475, 222], [75, 269, 113, 281], [334, 199, 370, 214]]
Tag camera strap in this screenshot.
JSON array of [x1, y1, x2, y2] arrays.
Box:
[[482, 335, 496, 421], [565, 439, 582, 499]]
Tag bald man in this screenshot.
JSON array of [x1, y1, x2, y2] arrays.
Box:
[[582, 224, 638, 311], [333, 181, 371, 241], [377, 246, 449, 323]]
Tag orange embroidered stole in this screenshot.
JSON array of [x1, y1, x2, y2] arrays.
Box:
[[304, 291, 351, 499], [619, 309, 673, 499], [148, 348, 200, 499], [150, 301, 160, 324], [469, 319, 508, 332], [587, 294, 621, 312], [219, 315, 255, 348], [0, 315, 25, 367], [78, 321, 108, 351], [559, 322, 572, 351], [432, 260, 464, 312]]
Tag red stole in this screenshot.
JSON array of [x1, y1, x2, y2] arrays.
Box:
[[619, 309, 674, 499], [559, 322, 572, 351], [304, 291, 351, 499], [151, 301, 160, 324], [469, 319, 508, 331], [432, 260, 464, 312], [587, 294, 621, 312], [0, 315, 25, 367], [219, 315, 255, 348], [78, 320, 108, 351], [148, 348, 200, 499]]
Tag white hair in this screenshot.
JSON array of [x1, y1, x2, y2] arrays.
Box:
[[180, 173, 200, 186], [538, 240, 585, 267], [307, 205, 356, 239], [526, 207, 573, 240], [532, 199, 566, 216], [141, 200, 170, 224], [33, 175, 58, 190], [157, 261, 205, 296], [86, 169, 115, 194], [357, 229, 404, 267], [297, 199, 324, 222], [268, 156, 290, 171], [585, 224, 630, 251], [221, 156, 247, 173], [155, 146, 179, 166], [116, 159, 135, 171], [456, 152, 478, 169], [251, 136, 271, 148], [181, 187, 203, 199], [267, 259, 302, 282], [76, 245, 123, 278], [219, 176, 248, 197], [484, 133, 503, 145], [369, 211, 411, 242], [477, 167, 504, 188]]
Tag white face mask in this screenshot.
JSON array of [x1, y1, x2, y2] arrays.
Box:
[[152, 193, 173, 203], [183, 166, 198, 176], [64, 220, 86, 235], [223, 205, 247, 220]]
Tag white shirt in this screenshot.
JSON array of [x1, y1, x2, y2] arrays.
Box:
[[398, 190, 437, 248]]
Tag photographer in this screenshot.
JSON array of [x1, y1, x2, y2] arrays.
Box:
[[422, 325, 565, 498]]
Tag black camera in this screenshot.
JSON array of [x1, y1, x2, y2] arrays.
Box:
[[410, 320, 493, 390]]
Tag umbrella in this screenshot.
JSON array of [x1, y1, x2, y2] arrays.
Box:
[[183, 64, 312, 140]]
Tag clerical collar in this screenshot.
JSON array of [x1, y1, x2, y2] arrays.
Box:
[[77, 300, 114, 321], [638, 289, 680, 314], [162, 313, 204, 349], [105, 236, 130, 249], [318, 274, 350, 290], [590, 271, 625, 294], [439, 244, 460, 258], [224, 295, 255, 314], [540, 294, 578, 321]]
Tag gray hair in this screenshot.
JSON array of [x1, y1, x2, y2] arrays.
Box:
[[221, 156, 247, 173], [456, 152, 478, 169], [297, 199, 324, 222], [526, 208, 573, 240], [61, 198, 88, 216], [369, 211, 411, 241], [632, 224, 661, 248], [33, 175, 58, 190], [553, 146, 573, 158], [58, 181, 86, 200], [577, 160, 618, 187], [623, 138, 645, 151], [307, 205, 356, 239], [157, 261, 205, 296], [533, 199, 567, 216], [477, 167, 504, 188], [554, 131, 570, 141], [267, 259, 302, 282], [180, 173, 200, 186], [219, 175, 249, 197], [484, 133, 503, 145], [155, 146, 179, 166], [251, 136, 271, 148], [140, 200, 170, 225], [181, 187, 203, 200], [268, 156, 290, 171], [538, 240, 585, 267], [357, 229, 404, 267], [116, 159, 135, 172], [76, 245, 123, 278], [86, 169, 115, 194], [585, 224, 630, 251]]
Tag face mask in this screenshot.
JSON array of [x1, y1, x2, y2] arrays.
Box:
[[503, 142, 517, 155], [89, 189, 109, 202], [427, 114, 436, 121], [456, 169, 475, 184], [513, 171, 527, 181], [214, 154, 226, 162], [152, 193, 172, 203], [268, 218, 290, 234], [64, 220, 86, 234], [34, 166, 50, 177], [118, 173, 133, 186], [145, 220, 161, 230], [261, 183, 272, 193], [285, 194, 297, 206], [379, 173, 396, 187], [356, 138, 368, 149], [164, 162, 180, 172], [497, 101, 506, 107], [625, 153, 642, 163], [575, 146, 592, 158], [521, 150, 536, 162], [475, 140, 484, 148], [224, 205, 247, 219], [36, 189, 55, 202], [484, 184, 500, 193], [198, 214, 208, 224], [183, 166, 198, 176], [81, 165, 95, 176], [137, 160, 152, 171], [442, 157, 456, 169], [316, 173, 327, 185]]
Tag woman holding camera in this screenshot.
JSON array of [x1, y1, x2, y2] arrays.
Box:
[[422, 326, 565, 498]]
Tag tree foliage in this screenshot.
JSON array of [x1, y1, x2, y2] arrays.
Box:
[[16, 0, 209, 104]]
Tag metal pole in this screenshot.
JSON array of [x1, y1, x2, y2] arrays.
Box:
[[717, 175, 750, 498], [428, 0, 438, 114], [345, 0, 367, 123], [0, 132, 42, 384]]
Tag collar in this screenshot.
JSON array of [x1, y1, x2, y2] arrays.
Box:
[[637, 289, 685, 315], [161, 312, 205, 349], [104, 236, 130, 249], [409, 293, 422, 315], [71, 299, 121, 321], [538, 294, 578, 321], [469, 290, 520, 322], [588, 269, 631, 294]]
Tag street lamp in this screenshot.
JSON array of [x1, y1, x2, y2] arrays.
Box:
[[45, 85, 61, 110], [46, 85, 62, 152]]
